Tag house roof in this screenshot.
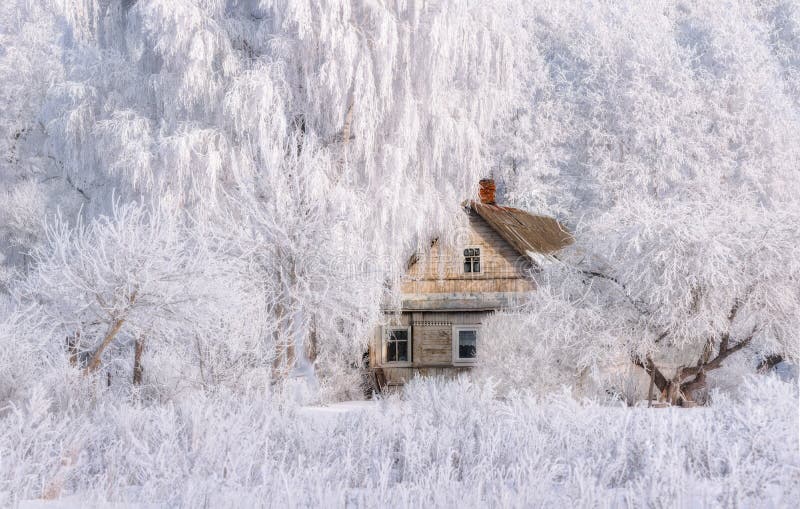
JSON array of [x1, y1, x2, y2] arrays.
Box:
[[467, 200, 573, 256]]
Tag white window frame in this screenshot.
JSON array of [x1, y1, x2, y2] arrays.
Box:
[[452, 325, 479, 365], [383, 326, 412, 366], [463, 246, 482, 274]]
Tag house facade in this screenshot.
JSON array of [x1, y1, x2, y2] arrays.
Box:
[[368, 179, 572, 388]]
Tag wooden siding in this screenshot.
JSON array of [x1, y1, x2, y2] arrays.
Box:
[[401, 208, 535, 295], [380, 366, 472, 385], [370, 311, 488, 385], [414, 321, 451, 364]]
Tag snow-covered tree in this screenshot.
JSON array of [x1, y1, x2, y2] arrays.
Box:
[[2, 0, 797, 407], [0, 1, 74, 286], [14, 201, 268, 392], [1, 0, 517, 396], [488, 1, 800, 404]]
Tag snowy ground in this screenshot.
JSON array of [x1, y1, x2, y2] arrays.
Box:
[[297, 400, 376, 428], [3, 374, 798, 508]]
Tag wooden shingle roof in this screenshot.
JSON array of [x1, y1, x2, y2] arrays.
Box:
[[468, 200, 573, 256]]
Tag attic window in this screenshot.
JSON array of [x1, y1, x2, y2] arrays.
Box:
[[463, 247, 481, 273]]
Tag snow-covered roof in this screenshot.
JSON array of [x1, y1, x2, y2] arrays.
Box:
[[467, 200, 573, 256]]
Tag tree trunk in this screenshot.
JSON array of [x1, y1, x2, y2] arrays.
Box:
[[666, 377, 681, 405], [133, 336, 145, 385], [66, 331, 80, 367], [271, 302, 291, 381], [84, 290, 136, 376], [674, 330, 755, 405], [307, 315, 318, 363], [633, 356, 669, 395], [342, 100, 354, 146], [757, 355, 783, 373], [680, 371, 706, 405], [84, 318, 125, 375], [635, 319, 756, 406], [286, 340, 296, 375]]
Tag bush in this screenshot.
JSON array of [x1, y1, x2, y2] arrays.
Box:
[[1, 374, 796, 507]]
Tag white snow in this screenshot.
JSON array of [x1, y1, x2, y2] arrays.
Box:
[[0, 1, 798, 507]]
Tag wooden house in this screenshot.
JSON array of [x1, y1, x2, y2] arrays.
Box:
[[368, 179, 573, 388]]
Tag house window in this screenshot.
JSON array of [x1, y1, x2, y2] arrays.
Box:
[[452, 326, 478, 364], [384, 326, 411, 363], [463, 247, 481, 273]]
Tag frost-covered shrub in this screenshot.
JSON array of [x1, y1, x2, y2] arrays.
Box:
[[476, 295, 625, 398], [1, 375, 796, 507], [4, 202, 272, 402]]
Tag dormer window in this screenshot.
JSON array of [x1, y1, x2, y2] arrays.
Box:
[[463, 247, 481, 273]]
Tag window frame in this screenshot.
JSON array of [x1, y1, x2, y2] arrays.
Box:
[[463, 246, 482, 274], [382, 326, 412, 366], [452, 325, 479, 365]]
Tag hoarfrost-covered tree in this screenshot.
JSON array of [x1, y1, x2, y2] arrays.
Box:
[[488, 1, 800, 404], [1, 0, 517, 395], [0, 1, 73, 286], [3, 0, 796, 405], [15, 202, 269, 393]]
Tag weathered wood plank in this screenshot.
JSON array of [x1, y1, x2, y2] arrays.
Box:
[[402, 209, 535, 295]]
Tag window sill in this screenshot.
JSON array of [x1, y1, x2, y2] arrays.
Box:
[[382, 361, 413, 368], [452, 359, 477, 367]]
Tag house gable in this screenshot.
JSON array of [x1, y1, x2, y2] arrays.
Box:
[[401, 206, 535, 296]]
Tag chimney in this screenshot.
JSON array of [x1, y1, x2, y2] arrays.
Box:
[[478, 178, 496, 205]]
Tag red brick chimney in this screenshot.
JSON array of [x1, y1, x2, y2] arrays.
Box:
[[478, 178, 496, 205]]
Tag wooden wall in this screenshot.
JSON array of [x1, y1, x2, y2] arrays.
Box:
[[370, 207, 537, 386], [401, 207, 535, 294], [370, 310, 490, 385]]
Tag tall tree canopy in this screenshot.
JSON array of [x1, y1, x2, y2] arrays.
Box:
[[1, 0, 516, 395], [0, 0, 797, 400], [489, 1, 800, 403]]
